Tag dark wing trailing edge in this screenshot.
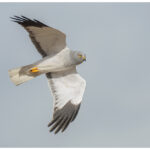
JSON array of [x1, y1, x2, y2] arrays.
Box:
[[10, 16, 48, 27], [11, 16, 85, 134], [48, 101, 81, 134], [11, 16, 48, 57], [10, 15, 66, 57], [47, 67, 86, 134]]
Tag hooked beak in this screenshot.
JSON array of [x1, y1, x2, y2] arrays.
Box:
[[82, 56, 86, 61]]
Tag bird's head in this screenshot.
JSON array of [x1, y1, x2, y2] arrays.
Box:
[[71, 51, 86, 65], [77, 52, 86, 62]]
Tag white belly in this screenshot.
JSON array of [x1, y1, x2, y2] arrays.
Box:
[[34, 48, 73, 73]]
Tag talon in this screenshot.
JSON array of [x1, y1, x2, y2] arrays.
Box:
[[30, 67, 39, 73]]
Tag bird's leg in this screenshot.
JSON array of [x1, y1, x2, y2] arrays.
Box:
[[30, 67, 39, 73]]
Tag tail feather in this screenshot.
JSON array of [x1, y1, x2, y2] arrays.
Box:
[[8, 66, 35, 86]]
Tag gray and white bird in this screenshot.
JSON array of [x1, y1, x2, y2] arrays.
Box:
[[8, 16, 86, 134]]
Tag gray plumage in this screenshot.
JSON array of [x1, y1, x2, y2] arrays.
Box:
[[8, 16, 86, 134]]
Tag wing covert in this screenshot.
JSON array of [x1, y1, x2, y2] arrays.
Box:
[[46, 67, 86, 134], [11, 16, 66, 57]]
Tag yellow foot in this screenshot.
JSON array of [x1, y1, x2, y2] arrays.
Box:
[[30, 67, 39, 73]]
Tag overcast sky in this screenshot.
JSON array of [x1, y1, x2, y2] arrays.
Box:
[[1, 2, 150, 147]]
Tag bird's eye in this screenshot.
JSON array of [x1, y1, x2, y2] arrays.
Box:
[[78, 54, 82, 58]]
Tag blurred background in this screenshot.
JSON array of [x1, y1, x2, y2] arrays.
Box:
[[1, 2, 150, 147]]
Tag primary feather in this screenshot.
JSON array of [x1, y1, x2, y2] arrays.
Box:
[[9, 16, 86, 134]]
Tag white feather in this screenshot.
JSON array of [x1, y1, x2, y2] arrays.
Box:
[[8, 67, 34, 86], [47, 67, 86, 110]]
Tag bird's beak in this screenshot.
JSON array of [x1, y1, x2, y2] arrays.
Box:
[[82, 56, 86, 61]]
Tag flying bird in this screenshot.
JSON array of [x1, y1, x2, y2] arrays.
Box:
[[8, 16, 86, 134]]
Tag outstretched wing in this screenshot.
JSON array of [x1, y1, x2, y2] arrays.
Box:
[[46, 67, 86, 134], [11, 16, 66, 57]]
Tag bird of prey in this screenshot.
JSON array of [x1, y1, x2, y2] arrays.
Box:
[[8, 16, 86, 134]]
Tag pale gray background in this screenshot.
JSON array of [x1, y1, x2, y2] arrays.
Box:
[[0, 2, 150, 147]]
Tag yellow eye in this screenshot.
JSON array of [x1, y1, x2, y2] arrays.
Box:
[[78, 54, 82, 58]]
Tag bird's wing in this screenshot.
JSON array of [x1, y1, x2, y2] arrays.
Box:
[[11, 16, 66, 57], [46, 67, 86, 134]]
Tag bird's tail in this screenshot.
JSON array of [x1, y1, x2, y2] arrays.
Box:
[[8, 64, 40, 86]]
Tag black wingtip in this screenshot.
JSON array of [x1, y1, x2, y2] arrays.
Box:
[[10, 15, 48, 27], [48, 101, 81, 134]]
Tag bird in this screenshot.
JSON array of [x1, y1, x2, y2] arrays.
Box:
[[8, 16, 86, 134]]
